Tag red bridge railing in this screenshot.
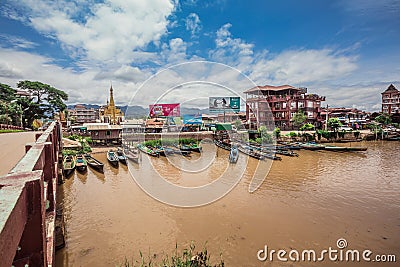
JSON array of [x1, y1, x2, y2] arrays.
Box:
[[0, 121, 62, 267]]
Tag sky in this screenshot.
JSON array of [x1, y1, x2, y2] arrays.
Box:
[[0, 0, 399, 111]]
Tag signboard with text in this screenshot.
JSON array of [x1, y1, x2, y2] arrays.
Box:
[[209, 97, 240, 113], [149, 103, 180, 117], [183, 114, 202, 125]]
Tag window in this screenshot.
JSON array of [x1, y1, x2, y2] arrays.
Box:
[[307, 101, 313, 108], [282, 102, 287, 108], [298, 101, 304, 108]]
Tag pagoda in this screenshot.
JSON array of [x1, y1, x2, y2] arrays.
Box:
[[100, 85, 124, 124]]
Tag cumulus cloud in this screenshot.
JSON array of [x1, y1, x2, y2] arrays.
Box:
[[185, 13, 202, 37], [6, 0, 176, 65], [0, 47, 146, 105], [210, 23, 254, 69]]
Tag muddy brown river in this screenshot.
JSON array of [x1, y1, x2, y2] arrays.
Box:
[[55, 141, 399, 266]]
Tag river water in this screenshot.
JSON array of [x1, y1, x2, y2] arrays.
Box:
[[55, 141, 400, 266]]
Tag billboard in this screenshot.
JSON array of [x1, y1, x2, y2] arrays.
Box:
[[149, 103, 180, 117], [209, 97, 240, 113], [183, 114, 202, 125]]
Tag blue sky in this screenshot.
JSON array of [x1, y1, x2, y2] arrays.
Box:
[[0, 0, 399, 111]]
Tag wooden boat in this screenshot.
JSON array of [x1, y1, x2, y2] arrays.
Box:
[[124, 149, 139, 163], [214, 140, 231, 151], [229, 146, 239, 163], [299, 143, 326, 150], [237, 145, 265, 160], [107, 150, 119, 167], [116, 148, 127, 164], [137, 144, 159, 157], [188, 143, 202, 152], [84, 154, 104, 172], [63, 155, 75, 177], [75, 154, 87, 173], [325, 146, 367, 152]]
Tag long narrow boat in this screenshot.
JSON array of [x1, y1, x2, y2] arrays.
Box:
[[75, 154, 87, 173], [116, 148, 127, 164], [84, 154, 104, 172], [229, 146, 239, 163], [107, 150, 119, 167], [63, 155, 75, 177], [324, 146, 367, 152], [188, 143, 202, 152], [124, 148, 139, 163], [214, 140, 231, 150], [299, 143, 326, 150], [137, 144, 159, 157]]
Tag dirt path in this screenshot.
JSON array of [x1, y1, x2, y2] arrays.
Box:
[[0, 131, 38, 176]]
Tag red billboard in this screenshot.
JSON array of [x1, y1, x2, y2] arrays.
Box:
[[149, 103, 180, 117]]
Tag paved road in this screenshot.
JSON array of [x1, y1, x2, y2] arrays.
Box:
[[0, 131, 38, 176]]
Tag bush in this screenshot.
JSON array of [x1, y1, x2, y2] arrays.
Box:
[[119, 243, 224, 267], [273, 127, 281, 138]]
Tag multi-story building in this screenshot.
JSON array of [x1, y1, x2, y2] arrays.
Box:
[[321, 107, 370, 129], [382, 84, 400, 114], [244, 85, 325, 129], [69, 104, 99, 124]]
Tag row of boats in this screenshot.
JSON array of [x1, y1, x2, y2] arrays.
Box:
[[137, 143, 202, 157], [63, 148, 140, 177], [214, 140, 368, 163]]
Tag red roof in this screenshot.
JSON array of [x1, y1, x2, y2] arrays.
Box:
[[244, 84, 297, 93], [382, 84, 398, 94]]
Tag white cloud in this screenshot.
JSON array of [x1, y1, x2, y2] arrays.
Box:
[[0, 47, 145, 105], [209, 23, 254, 71], [0, 34, 37, 49], [8, 0, 177, 65], [185, 13, 202, 37], [250, 49, 358, 85]]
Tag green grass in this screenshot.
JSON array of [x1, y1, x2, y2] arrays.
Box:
[[119, 243, 224, 267], [142, 138, 199, 148], [0, 129, 24, 134]]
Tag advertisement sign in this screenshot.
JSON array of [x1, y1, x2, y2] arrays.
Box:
[[209, 97, 240, 113], [183, 114, 202, 125], [149, 103, 180, 117]]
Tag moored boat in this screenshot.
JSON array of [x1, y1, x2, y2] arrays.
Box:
[[75, 154, 87, 173], [124, 148, 140, 163], [325, 146, 367, 152], [107, 150, 119, 167], [63, 155, 76, 177], [137, 144, 159, 157], [117, 148, 127, 164], [229, 145, 239, 163], [84, 154, 104, 172]]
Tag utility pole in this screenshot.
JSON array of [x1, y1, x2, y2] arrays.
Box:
[[325, 104, 329, 131]]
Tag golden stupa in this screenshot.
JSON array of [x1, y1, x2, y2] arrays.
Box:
[[100, 85, 124, 125]]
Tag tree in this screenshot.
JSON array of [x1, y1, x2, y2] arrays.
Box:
[[17, 80, 68, 122], [0, 83, 16, 101], [327, 118, 342, 132], [292, 111, 307, 128], [300, 123, 315, 131], [375, 114, 391, 126], [0, 83, 22, 125]]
